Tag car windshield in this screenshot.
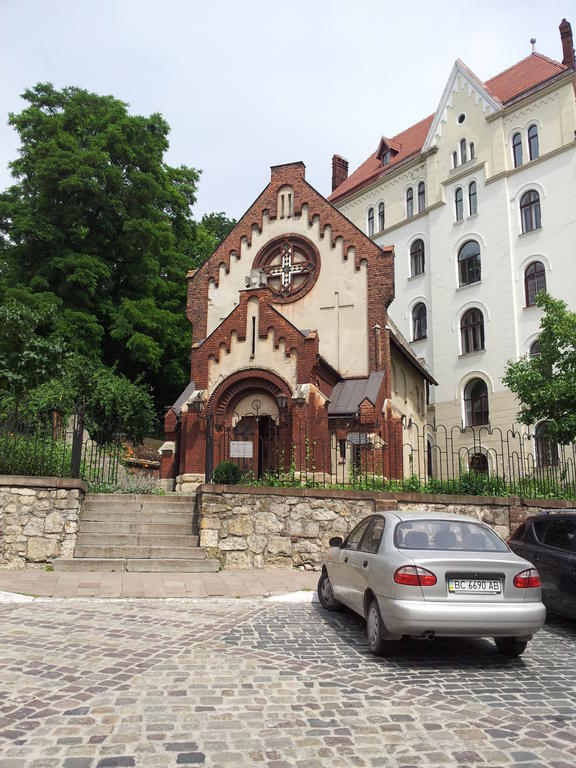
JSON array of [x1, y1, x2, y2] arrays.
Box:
[[395, 520, 508, 552]]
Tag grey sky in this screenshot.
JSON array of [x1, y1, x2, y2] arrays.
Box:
[[0, 1, 573, 220]]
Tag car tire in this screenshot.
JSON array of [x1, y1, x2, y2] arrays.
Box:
[[366, 598, 391, 656], [494, 637, 528, 657], [317, 571, 342, 612]]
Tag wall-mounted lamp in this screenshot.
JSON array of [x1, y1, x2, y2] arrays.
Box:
[[276, 394, 288, 410]]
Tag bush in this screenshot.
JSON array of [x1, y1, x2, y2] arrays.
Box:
[[212, 460, 242, 485]]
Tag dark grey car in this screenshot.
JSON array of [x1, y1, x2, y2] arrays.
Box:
[[318, 511, 545, 657], [508, 510, 576, 620]]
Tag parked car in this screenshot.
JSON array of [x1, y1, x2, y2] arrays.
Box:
[[318, 511, 545, 657], [508, 510, 576, 620]]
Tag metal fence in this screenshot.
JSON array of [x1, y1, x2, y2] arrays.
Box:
[[0, 409, 122, 484], [209, 418, 576, 499]]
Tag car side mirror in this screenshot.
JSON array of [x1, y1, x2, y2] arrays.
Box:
[[329, 536, 343, 548]]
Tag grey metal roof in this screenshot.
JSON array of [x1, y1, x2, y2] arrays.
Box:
[[328, 371, 385, 416], [170, 381, 196, 415]]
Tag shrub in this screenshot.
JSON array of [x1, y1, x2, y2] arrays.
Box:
[[212, 460, 242, 485]]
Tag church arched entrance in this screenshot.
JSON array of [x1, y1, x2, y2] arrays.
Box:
[[208, 370, 291, 480]]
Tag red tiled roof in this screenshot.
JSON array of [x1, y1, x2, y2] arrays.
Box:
[[329, 53, 569, 203]]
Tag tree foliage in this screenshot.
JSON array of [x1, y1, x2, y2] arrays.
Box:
[[0, 83, 202, 410], [0, 299, 64, 418], [503, 293, 576, 444]]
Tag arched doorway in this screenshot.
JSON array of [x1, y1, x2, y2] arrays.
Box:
[[208, 370, 292, 480]]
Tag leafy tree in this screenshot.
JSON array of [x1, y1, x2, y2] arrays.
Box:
[[503, 293, 576, 444], [0, 299, 64, 420], [191, 212, 236, 266], [0, 83, 200, 410]]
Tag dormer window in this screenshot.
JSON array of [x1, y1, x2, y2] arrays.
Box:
[[377, 137, 400, 167]]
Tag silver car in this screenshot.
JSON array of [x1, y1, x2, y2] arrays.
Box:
[[318, 511, 546, 657]]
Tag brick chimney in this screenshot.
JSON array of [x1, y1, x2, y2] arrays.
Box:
[[331, 155, 349, 192], [560, 18, 575, 69]]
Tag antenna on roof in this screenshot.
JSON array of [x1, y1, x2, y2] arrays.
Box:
[[530, 37, 537, 54]]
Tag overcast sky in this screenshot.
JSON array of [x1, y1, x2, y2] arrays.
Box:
[[0, 1, 573, 220]]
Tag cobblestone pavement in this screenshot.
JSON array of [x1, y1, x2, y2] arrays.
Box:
[[1, 598, 575, 767]]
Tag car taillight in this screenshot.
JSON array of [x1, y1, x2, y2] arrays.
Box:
[[513, 568, 541, 588], [394, 565, 437, 587]]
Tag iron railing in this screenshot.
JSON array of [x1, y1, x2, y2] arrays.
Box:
[[0, 409, 122, 483], [208, 418, 576, 499]]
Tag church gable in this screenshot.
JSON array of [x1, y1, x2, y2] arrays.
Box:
[[186, 162, 394, 378]]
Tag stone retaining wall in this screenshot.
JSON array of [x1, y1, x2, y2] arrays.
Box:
[[197, 485, 576, 570], [0, 476, 88, 569]]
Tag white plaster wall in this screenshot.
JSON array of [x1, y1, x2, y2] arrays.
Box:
[[335, 72, 576, 432]]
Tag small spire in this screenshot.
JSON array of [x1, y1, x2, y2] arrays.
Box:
[[530, 37, 537, 54]]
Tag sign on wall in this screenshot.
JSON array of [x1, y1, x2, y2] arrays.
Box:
[[230, 441, 253, 458]]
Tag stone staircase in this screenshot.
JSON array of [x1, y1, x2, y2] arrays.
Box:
[[55, 494, 219, 573]]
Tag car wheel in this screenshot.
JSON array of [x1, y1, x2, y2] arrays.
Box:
[[366, 598, 391, 656], [494, 637, 528, 657], [317, 571, 342, 612]]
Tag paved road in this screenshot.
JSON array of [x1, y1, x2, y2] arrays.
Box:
[[1, 597, 575, 767]]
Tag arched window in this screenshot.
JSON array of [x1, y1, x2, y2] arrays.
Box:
[[458, 240, 481, 286], [460, 138, 467, 164], [529, 339, 541, 357], [520, 190, 541, 233], [412, 303, 427, 340], [461, 308, 485, 354], [468, 181, 477, 216], [452, 151, 458, 169], [367, 207, 374, 236], [378, 202, 385, 232], [469, 142, 475, 160], [455, 187, 464, 221], [417, 182, 426, 213], [535, 422, 558, 467], [512, 132, 523, 167], [469, 452, 489, 474], [464, 379, 489, 427], [406, 187, 414, 219], [410, 239, 425, 276], [528, 125, 539, 161], [524, 261, 546, 306]]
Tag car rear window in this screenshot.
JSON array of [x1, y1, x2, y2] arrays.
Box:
[[395, 520, 508, 552]]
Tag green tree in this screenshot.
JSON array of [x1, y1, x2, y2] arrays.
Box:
[[0, 299, 64, 419], [503, 293, 576, 444], [0, 83, 200, 409], [191, 211, 236, 266]]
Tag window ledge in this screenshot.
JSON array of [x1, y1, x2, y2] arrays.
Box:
[[518, 227, 542, 239], [467, 213, 478, 220], [456, 280, 481, 291], [453, 219, 465, 226], [411, 336, 427, 343], [408, 273, 425, 281], [459, 349, 486, 358]]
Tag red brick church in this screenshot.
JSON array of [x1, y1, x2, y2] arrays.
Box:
[[160, 162, 434, 490]]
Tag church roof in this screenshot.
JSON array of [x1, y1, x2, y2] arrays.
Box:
[[329, 53, 569, 204], [328, 371, 385, 416]]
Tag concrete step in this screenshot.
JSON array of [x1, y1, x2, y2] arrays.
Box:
[[74, 545, 208, 560], [76, 534, 199, 548], [81, 510, 195, 525], [79, 521, 195, 535], [54, 558, 220, 573], [83, 494, 197, 504]]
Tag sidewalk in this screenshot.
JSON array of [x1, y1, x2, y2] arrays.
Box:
[[0, 567, 319, 599]]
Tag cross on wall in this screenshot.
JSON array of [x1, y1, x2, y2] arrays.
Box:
[[320, 291, 354, 370], [266, 241, 313, 293]]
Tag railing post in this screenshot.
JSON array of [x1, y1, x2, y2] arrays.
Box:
[[70, 408, 84, 478], [205, 411, 214, 483]]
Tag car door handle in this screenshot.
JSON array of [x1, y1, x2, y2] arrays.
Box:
[[363, 560, 368, 568]]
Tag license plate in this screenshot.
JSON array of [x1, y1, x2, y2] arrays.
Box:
[[448, 578, 501, 594]]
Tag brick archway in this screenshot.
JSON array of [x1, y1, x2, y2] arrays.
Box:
[[208, 369, 291, 425]]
